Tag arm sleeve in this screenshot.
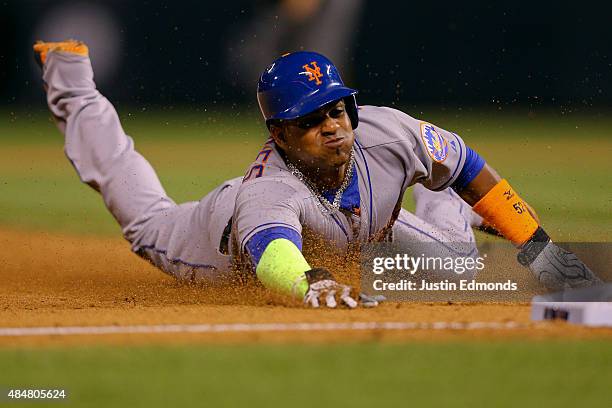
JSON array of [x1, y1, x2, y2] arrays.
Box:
[[255, 238, 310, 298], [246, 226, 302, 265], [388, 108, 469, 191], [451, 146, 486, 192]]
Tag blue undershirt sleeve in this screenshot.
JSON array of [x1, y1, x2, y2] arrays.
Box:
[[245, 226, 303, 266], [452, 146, 486, 192]]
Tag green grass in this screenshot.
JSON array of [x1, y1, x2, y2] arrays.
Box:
[[1, 107, 610, 239], [1, 341, 611, 408]]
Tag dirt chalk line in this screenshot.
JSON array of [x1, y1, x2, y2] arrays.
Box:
[[0, 321, 528, 337]]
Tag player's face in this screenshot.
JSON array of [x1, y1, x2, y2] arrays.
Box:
[[273, 99, 355, 172]]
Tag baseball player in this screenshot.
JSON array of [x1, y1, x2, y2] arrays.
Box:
[[33, 40, 602, 308]]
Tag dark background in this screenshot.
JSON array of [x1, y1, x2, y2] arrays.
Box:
[[2, 1, 611, 111]]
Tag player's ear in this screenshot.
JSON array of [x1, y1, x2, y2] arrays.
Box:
[[270, 123, 288, 149]]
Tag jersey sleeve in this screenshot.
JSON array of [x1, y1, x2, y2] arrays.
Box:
[[388, 107, 468, 191], [233, 177, 303, 255]]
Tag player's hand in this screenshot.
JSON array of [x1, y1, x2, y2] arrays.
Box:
[[303, 268, 358, 308], [518, 228, 603, 291]]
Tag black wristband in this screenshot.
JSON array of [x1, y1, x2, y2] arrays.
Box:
[[517, 227, 551, 266], [304, 268, 334, 284]]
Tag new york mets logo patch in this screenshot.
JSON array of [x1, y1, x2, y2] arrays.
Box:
[[302, 61, 323, 85], [420, 123, 448, 163]]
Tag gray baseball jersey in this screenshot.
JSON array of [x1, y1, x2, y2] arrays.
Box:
[[233, 105, 470, 261], [42, 51, 477, 283]]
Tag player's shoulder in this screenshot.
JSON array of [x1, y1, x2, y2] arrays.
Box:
[[358, 105, 421, 125], [239, 172, 298, 192], [237, 167, 309, 202], [234, 175, 311, 216], [355, 105, 421, 148], [238, 137, 312, 197]]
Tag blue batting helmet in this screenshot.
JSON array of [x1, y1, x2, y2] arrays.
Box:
[[257, 51, 359, 129]]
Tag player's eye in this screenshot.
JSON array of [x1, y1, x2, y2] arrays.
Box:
[[295, 115, 325, 129], [292, 103, 345, 129], [329, 107, 345, 118]]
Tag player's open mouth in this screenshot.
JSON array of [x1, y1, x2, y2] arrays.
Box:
[[324, 137, 345, 148]]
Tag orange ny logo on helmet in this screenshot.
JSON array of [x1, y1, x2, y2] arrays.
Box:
[[302, 61, 323, 85]]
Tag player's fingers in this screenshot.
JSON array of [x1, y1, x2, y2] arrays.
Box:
[[340, 285, 351, 299], [341, 294, 358, 309], [340, 285, 357, 308], [325, 290, 337, 308], [304, 291, 320, 308]]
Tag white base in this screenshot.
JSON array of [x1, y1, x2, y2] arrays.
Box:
[[531, 302, 612, 327]]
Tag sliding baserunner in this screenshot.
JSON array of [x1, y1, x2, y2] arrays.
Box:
[[33, 41, 602, 308]]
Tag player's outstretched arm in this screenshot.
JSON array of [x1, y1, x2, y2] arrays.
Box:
[[254, 238, 359, 308], [235, 177, 374, 308], [458, 164, 602, 291]]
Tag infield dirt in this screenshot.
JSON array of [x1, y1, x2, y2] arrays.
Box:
[[1, 228, 611, 346]]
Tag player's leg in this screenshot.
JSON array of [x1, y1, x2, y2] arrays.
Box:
[[37, 41, 173, 239], [412, 184, 482, 243], [132, 177, 240, 282], [35, 41, 234, 280], [392, 185, 480, 280]]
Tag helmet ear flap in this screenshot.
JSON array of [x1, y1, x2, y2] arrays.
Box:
[[344, 95, 359, 130]]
